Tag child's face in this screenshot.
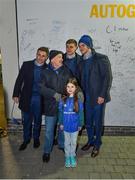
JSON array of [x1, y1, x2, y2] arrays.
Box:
[[66, 43, 77, 55], [66, 83, 76, 96]]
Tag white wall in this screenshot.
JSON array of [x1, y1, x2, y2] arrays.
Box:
[[0, 0, 20, 118], [16, 0, 135, 126], [0, 0, 135, 126]]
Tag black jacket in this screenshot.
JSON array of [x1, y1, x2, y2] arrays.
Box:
[[13, 60, 47, 112], [78, 50, 113, 106], [63, 52, 82, 79], [40, 64, 73, 116]]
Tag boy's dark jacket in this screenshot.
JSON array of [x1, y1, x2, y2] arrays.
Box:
[[63, 52, 82, 65]]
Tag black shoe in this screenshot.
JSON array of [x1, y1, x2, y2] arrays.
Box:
[[91, 147, 99, 158], [42, 153, 50, 163], [53, 138, 58, 145], [19, 141, 30, 151], [81, 143, 94, 151], [33, 140, 40, 148]]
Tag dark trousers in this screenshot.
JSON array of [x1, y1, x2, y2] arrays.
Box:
[[85, 97, 105, 149], [22, 96, 42, 143]]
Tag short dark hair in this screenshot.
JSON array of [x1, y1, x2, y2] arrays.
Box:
[[37, 47, 49, 56], [66, 39, 77, 47]]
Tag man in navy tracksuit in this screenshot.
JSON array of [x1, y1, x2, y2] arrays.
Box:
[[13, 47, 49, 151], [78, 35, 112, 157]]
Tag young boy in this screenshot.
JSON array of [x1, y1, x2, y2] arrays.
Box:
[[63, 39, 82, 78]]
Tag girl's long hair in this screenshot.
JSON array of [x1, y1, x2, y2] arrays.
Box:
[[62, 78, 79, 112]]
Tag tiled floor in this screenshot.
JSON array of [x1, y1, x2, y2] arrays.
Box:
[[0, 83, 135, 179], [0, 132, 135, 179]]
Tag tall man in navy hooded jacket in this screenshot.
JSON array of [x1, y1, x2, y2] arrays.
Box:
[[78, 35, 112, 157], [13, 47, 49, 151], [40, 50, 73, 163]]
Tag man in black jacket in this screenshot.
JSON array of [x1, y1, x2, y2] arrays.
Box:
[[78, 35, 112, 157], [40, 50, 73, 163], [13, 47, 49, 151]]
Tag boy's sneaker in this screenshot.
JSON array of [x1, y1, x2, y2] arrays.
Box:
[[65, 157, 71, 168], [70, 156, 77, 167]]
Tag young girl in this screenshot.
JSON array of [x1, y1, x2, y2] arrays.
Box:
[[58, 78, 84, 168]]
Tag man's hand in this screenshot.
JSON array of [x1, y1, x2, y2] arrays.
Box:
[[97, 97, 104, 104], [54, 93, 61, 102], [13, 97, 19, 104], [77, 91, 84, 102]]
